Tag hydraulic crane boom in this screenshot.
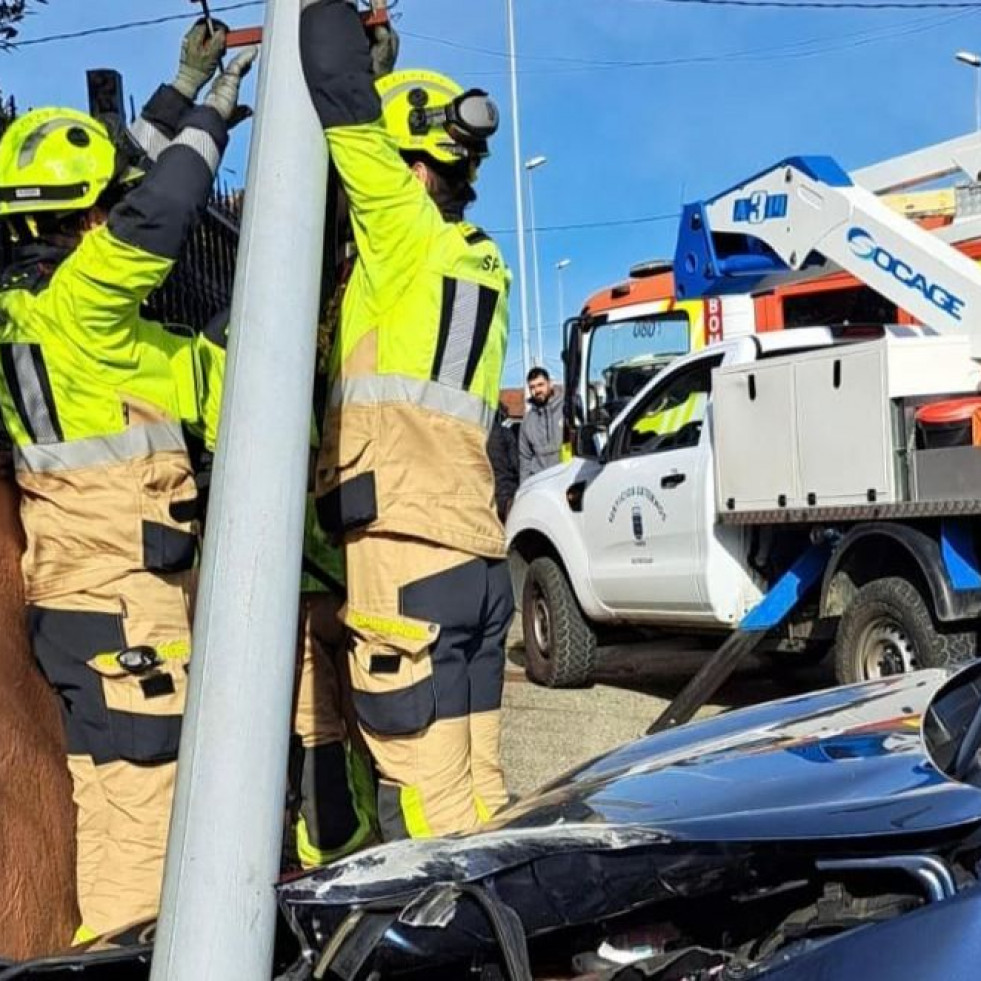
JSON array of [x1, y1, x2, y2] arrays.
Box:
[[674, 150, 981, 354]]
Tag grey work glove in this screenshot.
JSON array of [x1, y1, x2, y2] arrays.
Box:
[[173, 18, 229, 100], [204, 47, 259, 126], [368, 22, 399, 78]]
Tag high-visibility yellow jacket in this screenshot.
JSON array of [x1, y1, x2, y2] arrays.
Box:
[[303, 11, 512, 559], [0, 89, 227, 601]]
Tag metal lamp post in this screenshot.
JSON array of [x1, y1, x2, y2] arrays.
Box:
[[556, 257, 571, 332], [956, 50, 981, 132], [525, 154, 547, 366]]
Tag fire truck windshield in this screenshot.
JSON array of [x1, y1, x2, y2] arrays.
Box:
[[585, 312, 690, 425]]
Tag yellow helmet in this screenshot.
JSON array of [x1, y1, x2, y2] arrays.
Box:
[[377, 69, 499, 171], [0, 107, 138, 217]]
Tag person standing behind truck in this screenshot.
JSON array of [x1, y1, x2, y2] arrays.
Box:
[[0, 25, 253, 939], [300, 0, 513, 840], [488, 401, 520, 522], [519, 366, 564, 482]]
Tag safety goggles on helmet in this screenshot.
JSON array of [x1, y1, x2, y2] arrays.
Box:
[[377, 69, 499, 173], [407, 88, 500, 160]]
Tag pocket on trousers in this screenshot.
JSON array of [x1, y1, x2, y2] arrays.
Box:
[[139, 456, 199, 572], [86, 650, 188, 763], [346, 612, 438, 737]]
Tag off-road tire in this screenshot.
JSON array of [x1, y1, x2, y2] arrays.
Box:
[[834, 576, 977, 686], [522, 556, 598, 688]]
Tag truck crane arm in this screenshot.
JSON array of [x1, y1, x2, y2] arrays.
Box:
[[674, 154, 981, 353]]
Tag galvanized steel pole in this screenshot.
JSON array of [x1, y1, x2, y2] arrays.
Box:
[[505, 0, 532, 381], [150, 0, 326, 977]]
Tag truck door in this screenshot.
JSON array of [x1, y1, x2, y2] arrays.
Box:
[[581, 353, 724, 616]]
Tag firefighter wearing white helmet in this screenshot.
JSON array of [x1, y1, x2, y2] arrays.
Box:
[[0, 21, 254, 939], [300, 1, 513, 839]]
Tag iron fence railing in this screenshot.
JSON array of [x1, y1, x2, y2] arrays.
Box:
[[143, 194, 241, 330]]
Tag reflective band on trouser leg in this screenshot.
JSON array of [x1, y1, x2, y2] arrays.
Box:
[[72, 924, 99, 946], [293, 594, 375, 866], [295, 742, 374, 868], [369, 718, 476, 840]]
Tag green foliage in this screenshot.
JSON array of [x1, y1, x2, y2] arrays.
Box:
[[0, 90, 14, 137], [0, 0, 47, 47]]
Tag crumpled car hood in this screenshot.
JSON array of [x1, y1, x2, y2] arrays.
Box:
[[282, 670, 981, 913]]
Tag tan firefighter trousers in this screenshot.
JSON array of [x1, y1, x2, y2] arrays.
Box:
[[292, 592, 375, 867], [344, 532, 513, 839], [28, 571, 194, 940], [30, 576, 375, 940]]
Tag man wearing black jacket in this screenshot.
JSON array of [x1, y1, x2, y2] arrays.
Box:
[[487, 402, 519, 523]]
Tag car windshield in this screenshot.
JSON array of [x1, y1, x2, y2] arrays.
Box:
[[584, 313, 690, 425]]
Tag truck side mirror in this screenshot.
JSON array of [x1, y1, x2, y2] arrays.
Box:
[[576, 422, 608, 462]]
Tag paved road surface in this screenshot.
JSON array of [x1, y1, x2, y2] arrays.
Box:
[[500, 627, 834, 798]]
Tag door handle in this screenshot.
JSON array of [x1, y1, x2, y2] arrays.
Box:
[[661, 472, 686, 489]]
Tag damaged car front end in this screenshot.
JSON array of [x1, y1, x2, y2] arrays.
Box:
[[277, 664, 981, 980]]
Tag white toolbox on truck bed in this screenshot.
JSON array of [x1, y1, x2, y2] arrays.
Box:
[[713, 330, 980, 514]]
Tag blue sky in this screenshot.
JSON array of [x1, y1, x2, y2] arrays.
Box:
[[5, 0, 981, 386]]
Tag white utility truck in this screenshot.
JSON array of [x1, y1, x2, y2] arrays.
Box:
[[508, 137, 981, 690]]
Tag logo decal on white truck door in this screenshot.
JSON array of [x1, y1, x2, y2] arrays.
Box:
[[608, 485, 667, 545]]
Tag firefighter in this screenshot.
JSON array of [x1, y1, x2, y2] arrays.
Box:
[[199, 310, 376, 868], [292, 500, 376, 865], [0, 25, 253, 939], [300, 0, 514, 839]]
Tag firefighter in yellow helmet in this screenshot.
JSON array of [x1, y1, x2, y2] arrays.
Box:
[[0, 22, 254, 939], [300, 2, 514, 839]]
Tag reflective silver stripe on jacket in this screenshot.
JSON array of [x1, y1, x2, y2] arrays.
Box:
[[129, 117, 170, 162], [8, 344, 60, 444], [14, 420, 187, 473], [329, 375, 496, 430], [168, 126, 221, 175], [436, 281, 481, 389]]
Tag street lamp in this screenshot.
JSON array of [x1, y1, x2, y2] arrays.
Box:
[[556, 258, 571, 334], [525, 154, 548, 366], [505, 0, 532, 379], [956, 50, 981, 132]]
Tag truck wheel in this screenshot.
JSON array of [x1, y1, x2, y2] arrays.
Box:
[[834, 577, 977, 686], [522, 556, 598, 688]]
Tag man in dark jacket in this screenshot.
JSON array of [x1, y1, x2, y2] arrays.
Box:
[[487, 402, 519, 522], [519, 366, 564, 482]]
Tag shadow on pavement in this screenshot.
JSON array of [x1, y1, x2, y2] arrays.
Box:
[[507, 638, 837, 715]]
